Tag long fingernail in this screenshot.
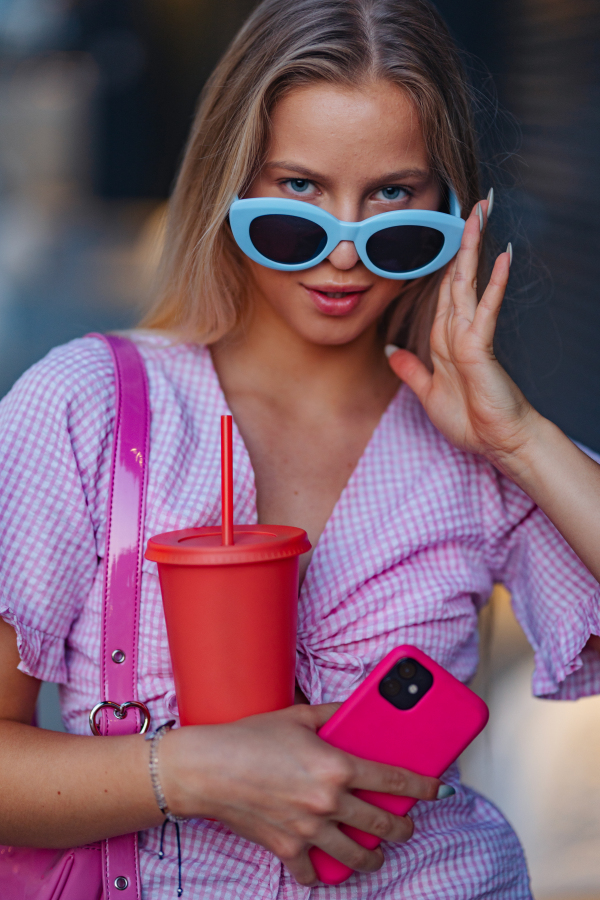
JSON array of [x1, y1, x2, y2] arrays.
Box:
[[487, 187, 494, 218], [476, 203, 484, 232], [506, 242, 513, 266], [384, 344, 400, 358], [436, 784, 456, 800]]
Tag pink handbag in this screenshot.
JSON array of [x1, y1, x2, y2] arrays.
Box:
[[0, 334, 151, 900]]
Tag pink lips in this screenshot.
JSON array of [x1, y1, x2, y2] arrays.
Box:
[[303, 284, 369, 317]]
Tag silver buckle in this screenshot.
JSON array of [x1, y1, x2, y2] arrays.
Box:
[[89, 700, 151, 736]]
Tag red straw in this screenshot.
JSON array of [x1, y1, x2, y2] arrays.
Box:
[[221, 415, 234, 545]]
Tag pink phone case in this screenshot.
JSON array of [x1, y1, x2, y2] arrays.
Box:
[[309, 645, 489, 885]]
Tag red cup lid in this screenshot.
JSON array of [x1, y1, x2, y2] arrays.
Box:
[[145, 524, 311, 566]]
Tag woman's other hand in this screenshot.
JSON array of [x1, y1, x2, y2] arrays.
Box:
[[158, 703, 446, 886], [386, 199, 539, 472]]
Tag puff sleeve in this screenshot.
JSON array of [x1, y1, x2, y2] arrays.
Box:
[[480, 462, 600, 699], [0, 337, 115, 682]]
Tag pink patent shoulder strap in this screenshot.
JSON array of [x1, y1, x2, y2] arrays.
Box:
[[94, 334, 150, 724], [88, 333, 150, 900]]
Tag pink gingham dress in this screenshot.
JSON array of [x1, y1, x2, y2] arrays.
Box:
[[1, 332, 600, 900]]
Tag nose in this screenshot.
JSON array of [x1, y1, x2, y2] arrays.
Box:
[[327, 240, 360, 270]]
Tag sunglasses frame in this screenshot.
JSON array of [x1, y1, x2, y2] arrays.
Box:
[[229, 189, 464, 279]]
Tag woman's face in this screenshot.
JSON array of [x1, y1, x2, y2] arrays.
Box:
[[243, 80, 442, 347]]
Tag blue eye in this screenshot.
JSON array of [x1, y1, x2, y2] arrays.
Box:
[[380, 186, 407, 201], [288, 179, 311, 193]]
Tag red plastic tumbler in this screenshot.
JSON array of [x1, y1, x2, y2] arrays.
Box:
[[145, 416, 310, 725]]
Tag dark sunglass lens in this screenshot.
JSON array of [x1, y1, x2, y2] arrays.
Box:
[[366, 225, 444, 273], [249, 215, 327, 264]]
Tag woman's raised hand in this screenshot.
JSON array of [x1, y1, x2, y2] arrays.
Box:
[[159, 703, 446, 886], [387, 199, 539, 471]]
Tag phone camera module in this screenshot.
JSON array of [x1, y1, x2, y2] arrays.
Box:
[[379, 657, 433, 710], [397, 660, 417, 680]]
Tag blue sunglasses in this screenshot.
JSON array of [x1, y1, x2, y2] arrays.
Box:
[[229, 189, 464, 279]]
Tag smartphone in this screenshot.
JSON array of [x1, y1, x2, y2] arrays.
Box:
[[309, 645, 489, 885]]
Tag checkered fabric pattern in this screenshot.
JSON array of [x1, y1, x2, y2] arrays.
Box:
[[1, 332, 599, 899]]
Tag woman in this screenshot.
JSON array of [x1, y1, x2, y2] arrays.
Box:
[[1, 0, 599, 897]]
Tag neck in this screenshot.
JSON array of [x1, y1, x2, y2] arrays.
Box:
[[211, 297, 399, 418]]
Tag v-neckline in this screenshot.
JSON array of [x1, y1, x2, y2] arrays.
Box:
[[204, 345, 404, 592]]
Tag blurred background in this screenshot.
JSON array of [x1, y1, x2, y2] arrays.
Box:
[[1, 1, 599, 897]]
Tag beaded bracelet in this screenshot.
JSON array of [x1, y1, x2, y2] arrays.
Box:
[[145, 720, 187, 823]]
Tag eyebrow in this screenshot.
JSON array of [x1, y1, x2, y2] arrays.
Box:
[[265, 161, 431, 185]]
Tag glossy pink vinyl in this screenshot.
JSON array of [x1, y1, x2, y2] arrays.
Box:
[[310, 645, 489, 885]]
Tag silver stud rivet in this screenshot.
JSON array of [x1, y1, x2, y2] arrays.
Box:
[[115, 875, 129, 890], [111, 649, 126, 664]]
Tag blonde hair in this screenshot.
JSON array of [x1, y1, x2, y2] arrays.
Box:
[[142, 0, 480, 362]]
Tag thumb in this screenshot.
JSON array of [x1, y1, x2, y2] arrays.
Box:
[[385, 345, 432, 405]]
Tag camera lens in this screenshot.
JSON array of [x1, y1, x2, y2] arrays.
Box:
[[397, 660, 417, 680], [380, 677, 401, 698]]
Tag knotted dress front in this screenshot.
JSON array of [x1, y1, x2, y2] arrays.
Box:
[[1, 333, 599, 899]]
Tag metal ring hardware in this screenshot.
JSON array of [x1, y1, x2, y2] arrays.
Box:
[[111, 648, 126, 663], [89, 700, 151, 736], [114, 875, 129, 890]]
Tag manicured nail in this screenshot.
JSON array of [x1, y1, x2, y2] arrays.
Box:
[[436, 784, 456, 800], [384, 344, 400, 358], [506, 242, 513, 266], [487, 187, 494, 218], [476, 203, 484, 232]]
